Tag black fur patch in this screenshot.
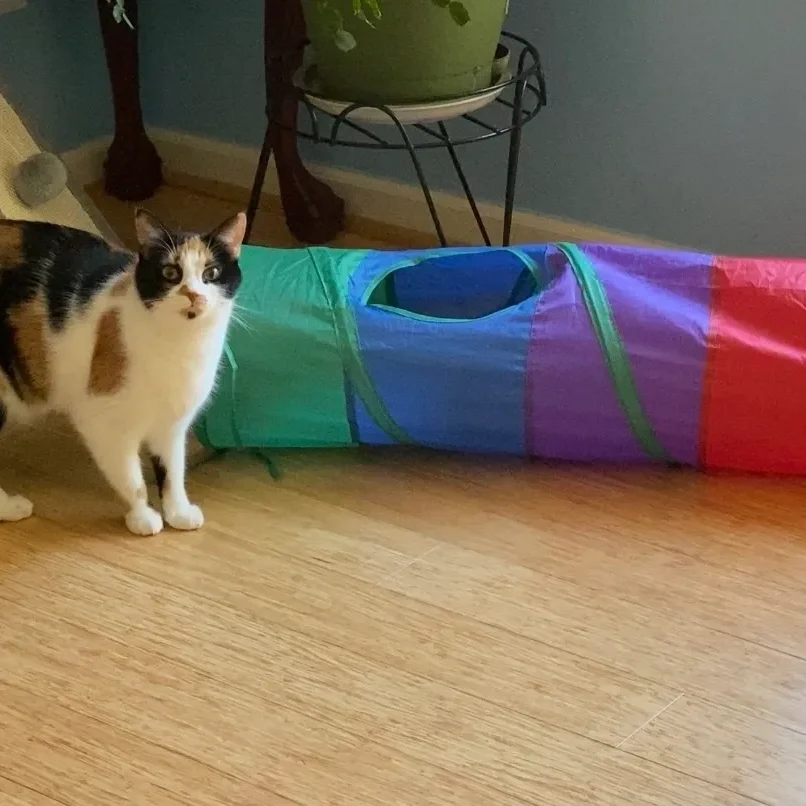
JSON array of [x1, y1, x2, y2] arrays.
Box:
[[0, 221, 133, 399], [0, 244, 40, 399], [135, 242, 180, 307], [5, 222, 130, 330], [135, 231, 242, 308], [151, 455, 167, 497], [43, 229, 132, 330], [205, 238, 243, 300]]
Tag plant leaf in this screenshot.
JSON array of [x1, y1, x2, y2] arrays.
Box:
[[334, 27, 357, 52], [355, 9, 376, 27], [431, 0, 450, 7], [363, 0, 382, 19], [448, 1, 470, 25], [106, 0, 133, 28]]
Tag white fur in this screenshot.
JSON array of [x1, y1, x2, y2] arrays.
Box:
[[0, 229, 239, 534]]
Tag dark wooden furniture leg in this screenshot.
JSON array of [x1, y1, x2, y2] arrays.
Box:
[[251, 0, 344, 243], [95, 0, 163, 201]]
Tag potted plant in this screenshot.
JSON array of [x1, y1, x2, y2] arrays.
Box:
[[301, 0, 509, 104]]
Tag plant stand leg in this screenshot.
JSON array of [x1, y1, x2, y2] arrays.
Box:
[[404, 141, 447, 247], [251, 0, 345, 244], [437, 121, 491, 247], [502, 74, 527, 247], [333, 106, 447, 247], [95, 0, 163, 201], [244, 128, 273, 244]]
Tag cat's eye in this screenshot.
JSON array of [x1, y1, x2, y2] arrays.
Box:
[[202, 265, 221, 283], [162, 264, 181, 283]]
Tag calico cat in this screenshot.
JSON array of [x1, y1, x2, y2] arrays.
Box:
[[0, 208, 246, 535]]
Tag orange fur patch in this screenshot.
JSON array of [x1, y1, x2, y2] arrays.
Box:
[[175, 236, 211, 267], [88, 308, 128, 396], [0, 221, 24, 267], [8, 294, 50, 402]]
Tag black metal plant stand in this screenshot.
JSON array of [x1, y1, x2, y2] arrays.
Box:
[[245, 31, 547, 248]]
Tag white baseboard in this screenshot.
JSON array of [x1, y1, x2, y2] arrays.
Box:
[[60, 135, 112, 191], [62, 128, 664, 247], [0, 0, 26, 16]]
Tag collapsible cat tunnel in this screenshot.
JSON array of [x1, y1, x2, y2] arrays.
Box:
[[195, 241, 806, 475]]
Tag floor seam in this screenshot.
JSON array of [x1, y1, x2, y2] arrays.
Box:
[[376, 544, 439, 585], [615, 692, 684, 749]]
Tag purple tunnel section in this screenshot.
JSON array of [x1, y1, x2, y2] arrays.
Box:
[[526, 245, 714, 465]]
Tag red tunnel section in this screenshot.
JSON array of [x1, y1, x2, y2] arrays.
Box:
[[702, 254, 806, 474]]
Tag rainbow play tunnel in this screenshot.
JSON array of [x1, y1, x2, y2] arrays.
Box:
[[195, 241, 806, 474]]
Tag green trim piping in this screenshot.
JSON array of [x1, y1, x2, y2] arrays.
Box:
[[556, 242, 673, 463], [308, 248, 415, 445], [362, 247, 545, 325], [192, 344, 282, 479]]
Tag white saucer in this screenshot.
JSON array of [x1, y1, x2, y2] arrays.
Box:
[[293, 65, 512, 126]]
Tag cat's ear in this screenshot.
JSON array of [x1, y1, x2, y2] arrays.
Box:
[[134, 208, 170, 249], [209, 212, 247, 259]]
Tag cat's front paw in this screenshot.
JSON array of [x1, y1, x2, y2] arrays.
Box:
[[0, 494, 34, 522], [165, 503, 204, 531], [125, 505, 164, 536]]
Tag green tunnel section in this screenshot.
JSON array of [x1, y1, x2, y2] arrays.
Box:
[[195, 245, 364, 450]]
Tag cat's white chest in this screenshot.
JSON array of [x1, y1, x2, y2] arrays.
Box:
[[136, 324, 227, 422], [46, 294, 232, 437]]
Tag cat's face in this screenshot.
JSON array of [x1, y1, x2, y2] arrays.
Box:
[[133, 210, 246, 324]]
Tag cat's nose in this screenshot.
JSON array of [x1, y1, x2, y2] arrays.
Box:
[[179, 285, 207, 311]]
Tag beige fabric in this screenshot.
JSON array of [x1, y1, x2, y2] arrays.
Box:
[[0, 93, 99, 232]]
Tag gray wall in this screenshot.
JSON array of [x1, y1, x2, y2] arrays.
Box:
[[3, 0, 806, 255], [506, 0, 806, 255], [0, 0, 111, 151]]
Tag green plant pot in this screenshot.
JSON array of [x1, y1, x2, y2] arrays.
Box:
[[301, 0, 509, 104]]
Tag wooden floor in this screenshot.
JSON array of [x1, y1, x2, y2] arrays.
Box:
[[84, 171, 439, 253], [2, 180, 806, 805]]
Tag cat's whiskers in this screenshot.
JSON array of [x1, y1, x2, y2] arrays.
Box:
[[229, 305, 255, 333]]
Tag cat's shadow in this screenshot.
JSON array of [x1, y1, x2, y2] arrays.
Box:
[[257, 443, 806, 561], [0, 416, 160, 548], [3, 424, 806, 567]]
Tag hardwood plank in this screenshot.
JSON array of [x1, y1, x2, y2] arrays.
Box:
[[289, 741, 534, 806], [0, 428, 433, 581], [264, 441, 806, 587], [0, 590, 755, 806], [192, 459, 438, 580], [0, 524, 677, 747], [0, 670, 521, 806], [0, 777, 65, 806], [4, 428, 806, 734], [0, 611, 376, 802], [377, 541, 806, 735], [248, 448, 806, 659], [84, 179, 417, 253], [622, 695, 806, 806], [0, 600, 533, 806], [0, 682, 292, 806], [15, 408, 806, 607], [3, 442, 806, 737], [163, 169, 442, 251], [695, 522, 806, 595]]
